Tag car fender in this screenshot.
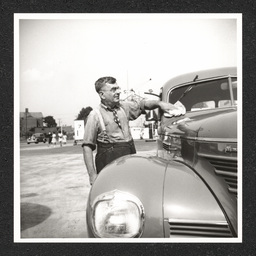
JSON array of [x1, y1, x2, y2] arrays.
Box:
[[87, 154, 168, 238]]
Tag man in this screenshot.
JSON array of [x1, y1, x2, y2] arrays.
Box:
[[48, 132, 52, 146], [82, 76, 184, 185], [58, 131, 63, 147]]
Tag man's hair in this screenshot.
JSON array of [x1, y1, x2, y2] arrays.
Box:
[[95, 76, 116, 93]]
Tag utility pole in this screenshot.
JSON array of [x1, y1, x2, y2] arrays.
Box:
[[58, 118, 62, 133], [25, 108, 28, 138]]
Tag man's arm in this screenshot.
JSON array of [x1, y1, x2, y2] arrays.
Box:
[[83, 145, 97, 185], [143, 100, 177, 112]]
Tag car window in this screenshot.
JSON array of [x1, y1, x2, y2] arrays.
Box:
[[168, 77, 237, 112], [191, 101, 215, 111]]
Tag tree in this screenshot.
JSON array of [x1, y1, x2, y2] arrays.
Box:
[[44, 116, 57, 127], [76, 106, 93, 122]]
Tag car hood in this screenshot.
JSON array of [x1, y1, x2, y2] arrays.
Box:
[[161, 108, 237, 141]]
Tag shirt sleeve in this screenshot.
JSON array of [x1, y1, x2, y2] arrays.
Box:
[[82, 110, 99, 150], [121, 98, 146, 121]]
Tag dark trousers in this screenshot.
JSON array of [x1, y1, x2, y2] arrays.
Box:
[[95, 140, 136, 173]]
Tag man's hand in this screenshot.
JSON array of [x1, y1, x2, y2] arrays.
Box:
[[143, 99, 186, 117], [89, 173, 98, 186], [159, 101, 178, 112], [160, 101, 186, 117]]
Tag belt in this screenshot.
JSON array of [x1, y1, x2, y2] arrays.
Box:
[[97, 140, 134, 148]]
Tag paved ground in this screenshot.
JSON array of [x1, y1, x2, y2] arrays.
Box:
[[18, 140, 157, 239]]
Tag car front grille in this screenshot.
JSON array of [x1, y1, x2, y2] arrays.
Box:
[[205, 156, 237, 196], [167, 219, 233, 237], [163, 142, 178, 151]]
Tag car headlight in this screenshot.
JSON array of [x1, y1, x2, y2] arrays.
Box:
[[91, 190, 145, 238]]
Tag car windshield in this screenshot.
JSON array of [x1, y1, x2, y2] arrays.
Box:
[[168, 77, 237, 112]]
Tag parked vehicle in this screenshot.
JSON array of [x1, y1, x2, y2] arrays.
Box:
[[27, 133, 47, 144], [86, 67, 238, 239]]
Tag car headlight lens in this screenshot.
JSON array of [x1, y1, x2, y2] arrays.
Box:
[[91, 190, 145, 238]]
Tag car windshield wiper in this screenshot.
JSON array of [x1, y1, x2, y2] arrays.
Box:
[[177, 75, 198, 102]]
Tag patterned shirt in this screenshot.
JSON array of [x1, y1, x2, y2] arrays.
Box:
[[83, 100, 145, 150]]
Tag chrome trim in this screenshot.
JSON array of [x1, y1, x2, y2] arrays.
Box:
[[197, 153, 237, 161], [228, 75, 235, 106], [215, 170, 237, 178], [166, 219, 232, 237], [160, 135, 237, 144], [168, 218, 228, 225], [184, 137, 237, 143]]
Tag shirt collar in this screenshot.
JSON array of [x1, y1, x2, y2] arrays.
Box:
[[101, 102, 120, 112]]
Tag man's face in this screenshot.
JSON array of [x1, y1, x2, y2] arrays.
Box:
[[100, 83, 121, 105]]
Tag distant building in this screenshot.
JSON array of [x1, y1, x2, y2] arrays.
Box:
[[61, 125, 73, 134], [20, 110, 44, 136]]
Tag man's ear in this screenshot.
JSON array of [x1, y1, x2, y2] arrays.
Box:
[[99, 91, 105, 99]]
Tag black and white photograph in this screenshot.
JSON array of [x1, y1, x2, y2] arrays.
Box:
[[14, 13, 242, 243]]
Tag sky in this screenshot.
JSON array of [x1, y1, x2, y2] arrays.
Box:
[[16, 14, 240, 126]]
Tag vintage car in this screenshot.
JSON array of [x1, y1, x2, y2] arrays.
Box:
[[27, 133, 47, 144], [86, 67, 238, 239]]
